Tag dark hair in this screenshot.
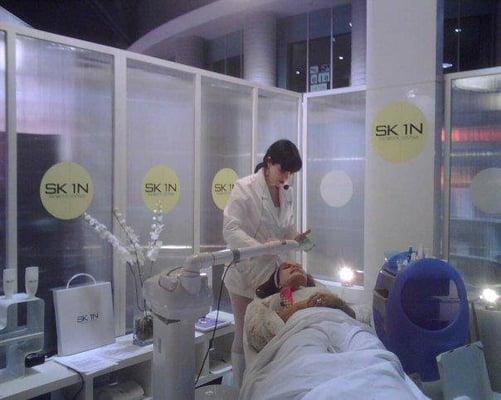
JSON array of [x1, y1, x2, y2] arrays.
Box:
[[255, 268, 315, 299], [254, 139, 302, 174]]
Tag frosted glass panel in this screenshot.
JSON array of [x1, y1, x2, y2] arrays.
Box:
[[306, 91, 365, 282], [200, 78, 252, 251], [449, 74, 501, 289], [256, 91, 300, 249], [16, 36, 113, 351], [0, 31, 5, 290], [256, 91, 299, 167], [127, 60, 194, 328]]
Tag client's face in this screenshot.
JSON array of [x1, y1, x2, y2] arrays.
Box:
[[279, 262, 307, 290]]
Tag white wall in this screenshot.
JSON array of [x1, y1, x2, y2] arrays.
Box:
[[364, 0, 443, 302]]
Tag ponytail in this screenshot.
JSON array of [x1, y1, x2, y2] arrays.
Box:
[[254, 162, 265, 173], [254, 139, 302, 174]]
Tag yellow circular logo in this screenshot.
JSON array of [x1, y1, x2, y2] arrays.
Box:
[[143, 165, 180, 213], [212, 168, 238, 210], [40, 162, 94, 220], [372, 102, 428, 163]]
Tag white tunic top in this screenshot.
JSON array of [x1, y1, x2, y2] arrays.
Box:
[[223, 169, 297, 298]]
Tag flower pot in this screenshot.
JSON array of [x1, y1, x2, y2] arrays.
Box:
[[133, 310, 154, 346]]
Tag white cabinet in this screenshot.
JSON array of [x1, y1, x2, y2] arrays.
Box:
[[0, 314, 234, 400]]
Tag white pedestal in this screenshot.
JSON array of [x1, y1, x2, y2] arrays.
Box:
[[0, 294, 44, 383], [476, 307, 501, 392]]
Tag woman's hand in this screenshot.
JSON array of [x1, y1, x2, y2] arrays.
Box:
[[306, 293, 356, 319], [294, 229, 311, 243], [294, 300, 309, 310], [307, 293, 336, 308], [277, 300, 308, 322]]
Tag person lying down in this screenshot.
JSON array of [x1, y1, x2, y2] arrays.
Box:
[[242, 262, 428, 399], [245, 261, 361, 353]]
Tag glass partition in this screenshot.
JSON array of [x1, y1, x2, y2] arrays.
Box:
[[256, 91, 299, 167], [0, 32, 6, 293], [16, 35, 113, 351], [256, 90, 300, 251], [200, 78, 252, 311], [126, 60, 194, 329], [0, 22, 302, 341], [448, 72, 501, 290], [200, 78, 252, 251], [306, 90, 366, 282]]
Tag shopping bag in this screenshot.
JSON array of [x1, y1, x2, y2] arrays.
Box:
[[53, 273, 115, 355]]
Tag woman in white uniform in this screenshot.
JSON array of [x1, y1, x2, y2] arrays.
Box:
[[223, 139, 310, 387]]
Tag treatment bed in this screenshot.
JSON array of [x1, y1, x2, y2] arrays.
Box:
[[241, 305, 429, 400]]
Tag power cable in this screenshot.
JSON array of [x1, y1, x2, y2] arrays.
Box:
[[194, 261, 233, 387]]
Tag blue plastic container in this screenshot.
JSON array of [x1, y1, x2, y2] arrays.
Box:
[[373, 257, 469, 381]]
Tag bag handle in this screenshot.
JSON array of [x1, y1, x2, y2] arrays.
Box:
[[66, 273, 97, 289]]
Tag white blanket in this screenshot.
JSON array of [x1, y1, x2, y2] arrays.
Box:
[[240, 308, 429, 400]]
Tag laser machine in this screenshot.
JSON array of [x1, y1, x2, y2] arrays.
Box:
[[144, 239, 302, 400]]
